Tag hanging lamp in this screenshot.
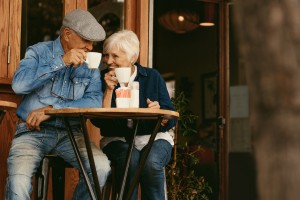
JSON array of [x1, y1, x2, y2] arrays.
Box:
[[158, 9, 199, 34]]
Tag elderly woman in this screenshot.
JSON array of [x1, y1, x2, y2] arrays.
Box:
[[91, 30, 177, 200]]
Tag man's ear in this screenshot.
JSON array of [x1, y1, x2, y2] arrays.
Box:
[[64, 28, 71, 42]]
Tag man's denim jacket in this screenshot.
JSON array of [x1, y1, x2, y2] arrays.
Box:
[[12, 37, 103, 128]]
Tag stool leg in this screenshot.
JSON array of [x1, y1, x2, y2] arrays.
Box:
[[34, 157, 50, 200], [102, 174, 112, 200], [52, 167, 65, 200], [164, 167, 168, 200]]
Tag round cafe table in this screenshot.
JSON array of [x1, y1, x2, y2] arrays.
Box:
[[0, 100, 17, 124], [45, 108, 179, 200]]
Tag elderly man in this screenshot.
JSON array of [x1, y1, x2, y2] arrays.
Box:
[[5, 9, 110, 200]]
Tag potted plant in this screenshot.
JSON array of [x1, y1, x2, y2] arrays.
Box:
[[166, 92, 212, 200]]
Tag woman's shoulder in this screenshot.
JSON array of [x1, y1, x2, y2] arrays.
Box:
[[136, 63, 161, 77]]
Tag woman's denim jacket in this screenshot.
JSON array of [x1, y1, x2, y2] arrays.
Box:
[[12, 37, 103, 128], [91, 63, 178, 136]]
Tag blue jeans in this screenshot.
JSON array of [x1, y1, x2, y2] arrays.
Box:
[[103, 139, 172, 200], [5, 122, 111, 200]]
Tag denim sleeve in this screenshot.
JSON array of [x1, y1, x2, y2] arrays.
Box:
[[52, 69, 103, 109], [157, 72, 178, 132], [12, 47, 66, 95]]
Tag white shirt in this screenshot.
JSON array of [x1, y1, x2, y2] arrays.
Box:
[[100, 65, 174, 151]]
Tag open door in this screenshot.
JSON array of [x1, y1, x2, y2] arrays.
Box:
[[152, 0, 229, 199]]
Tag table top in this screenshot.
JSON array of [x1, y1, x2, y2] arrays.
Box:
[[45, 108, 179, 120], [0, 100, 17, 111]]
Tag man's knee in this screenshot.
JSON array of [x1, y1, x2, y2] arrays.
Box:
[[6, 175, 32, 199]]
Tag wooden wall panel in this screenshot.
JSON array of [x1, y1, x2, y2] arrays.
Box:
[[63, 0, 77, 17], [0, 92, 23, 199], [125, 0, 137, 32], [0, 0, 9, 78], [136, 0, 149, 67], [125, 0, 149, 67], [77, 0, 87, 11], [8, 0, 22, 78]]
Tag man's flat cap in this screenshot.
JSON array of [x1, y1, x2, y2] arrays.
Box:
[[63, 9, 105, 42]]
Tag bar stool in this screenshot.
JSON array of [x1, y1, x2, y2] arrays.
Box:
[[34, 155, 75, 200], [101, 164, 168, 200]]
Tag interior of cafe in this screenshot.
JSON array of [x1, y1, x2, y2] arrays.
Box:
[[0, 0, 257, 199]]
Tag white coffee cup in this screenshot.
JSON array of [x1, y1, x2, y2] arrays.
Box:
[[116, 98, 130, 108], [114, 67, 131, 84], [84, 52, 102, 69]]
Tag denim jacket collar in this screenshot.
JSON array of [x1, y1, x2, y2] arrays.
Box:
[[53, 36, 65, 59]]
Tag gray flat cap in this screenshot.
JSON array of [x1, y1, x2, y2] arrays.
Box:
[[63, 9, 105, 41]]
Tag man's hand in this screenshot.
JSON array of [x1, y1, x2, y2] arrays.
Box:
[[147, 98, 160, 109], [104, 71, 118, 91], [61, 49, 86, 67], [26, 106, 53, 131]]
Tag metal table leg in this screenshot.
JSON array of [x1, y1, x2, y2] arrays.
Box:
[[125, 116, 164, 200], [79, 114, 103, 200], [117, 119, 139, 200], [0, 110, 6, 124], [62, 117, 97, 200]]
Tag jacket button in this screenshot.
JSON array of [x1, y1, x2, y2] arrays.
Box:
[[56, 66, 58, 68]]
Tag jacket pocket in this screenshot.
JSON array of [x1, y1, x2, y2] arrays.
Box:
[[35, 78, 54, 98], [72, 77, 90, 100]]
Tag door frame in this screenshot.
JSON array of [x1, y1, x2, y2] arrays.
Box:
[[196, 1, 229, 200]]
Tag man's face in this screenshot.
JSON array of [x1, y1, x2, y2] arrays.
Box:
[[64, 28, 94, 52]]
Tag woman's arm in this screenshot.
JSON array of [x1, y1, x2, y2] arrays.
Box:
[[102, 70, 118, 108]]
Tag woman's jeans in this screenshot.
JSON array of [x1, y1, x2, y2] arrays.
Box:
[[103, 139, 172, 200], [5, 122, 111, 200]]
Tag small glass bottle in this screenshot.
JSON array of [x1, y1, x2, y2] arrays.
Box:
[[130, 81, 139, 108]]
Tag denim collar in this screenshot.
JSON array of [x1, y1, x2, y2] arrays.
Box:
[[53, 36, 65, 59], [135, 63, 147, 77]]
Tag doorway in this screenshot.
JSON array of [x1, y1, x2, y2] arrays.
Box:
[[153, 0, 220, 199]]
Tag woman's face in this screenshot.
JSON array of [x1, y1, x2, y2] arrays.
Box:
[[104, 45, 133, 71]]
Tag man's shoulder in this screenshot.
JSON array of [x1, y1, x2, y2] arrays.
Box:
[[30, 41, 53, 51], [27, 41, 54, 60]]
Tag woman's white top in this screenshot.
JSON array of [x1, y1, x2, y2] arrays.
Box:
[[100, 65, 174, 151]]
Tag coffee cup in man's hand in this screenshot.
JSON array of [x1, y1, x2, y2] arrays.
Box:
[[84, 52, 102, 69]]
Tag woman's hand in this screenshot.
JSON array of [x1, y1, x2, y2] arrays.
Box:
[[104, 70, 118, 91], [147, 99, 169, 126], [147, 98, 160, 109]]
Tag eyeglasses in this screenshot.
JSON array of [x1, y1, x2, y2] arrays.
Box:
[[50, 68, 77, 101]]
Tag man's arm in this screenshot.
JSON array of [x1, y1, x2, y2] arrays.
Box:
[[12, 46, 67, 95]]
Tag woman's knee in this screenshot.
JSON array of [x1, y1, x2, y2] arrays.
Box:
[[94, 153, 111, 175]]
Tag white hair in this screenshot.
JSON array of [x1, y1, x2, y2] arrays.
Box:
[[103, 30, 140, 63], [60, 26, 76, 37]]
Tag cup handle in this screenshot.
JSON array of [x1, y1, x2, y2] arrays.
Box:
[[84, 59, 89, 64]]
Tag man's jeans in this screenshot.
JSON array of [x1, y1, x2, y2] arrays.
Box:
[[103, 139, 172, 200], [5, 122, 111, 200]]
